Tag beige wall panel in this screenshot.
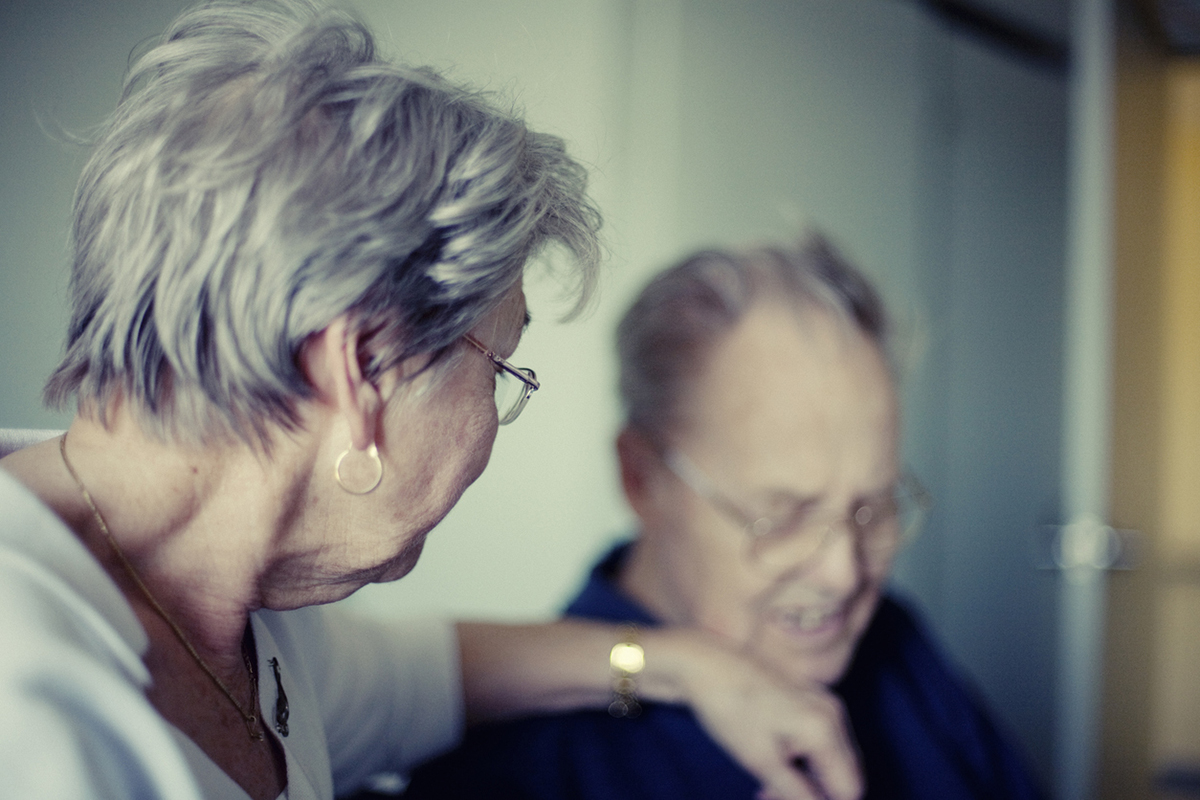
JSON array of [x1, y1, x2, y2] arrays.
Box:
[[1159, 66, 1200, 565], [1152, 584, 1200, 764]]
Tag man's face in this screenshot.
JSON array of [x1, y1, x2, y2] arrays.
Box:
[[622, 302, 899, 686]]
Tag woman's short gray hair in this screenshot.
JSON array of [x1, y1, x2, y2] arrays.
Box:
[[616, 235, 888, 448], [44, 0, 601, 445]]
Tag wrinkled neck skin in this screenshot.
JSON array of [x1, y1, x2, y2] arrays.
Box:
[[46, 400, 313, 674]]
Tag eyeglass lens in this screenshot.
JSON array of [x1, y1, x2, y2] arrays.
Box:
[[494, 368, 534, 424], [750, 487, 919, 566]]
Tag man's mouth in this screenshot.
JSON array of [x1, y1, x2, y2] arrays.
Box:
[[775, 603, 844, 633]]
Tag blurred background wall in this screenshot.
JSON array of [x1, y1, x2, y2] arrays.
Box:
[[6, 1, 1195, 798]]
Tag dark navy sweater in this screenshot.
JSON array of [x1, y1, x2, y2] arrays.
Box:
[[403, 544, 1045, 800]]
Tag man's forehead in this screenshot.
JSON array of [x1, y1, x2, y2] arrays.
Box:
[[677, 303, 896, 470], [693, 304, 867, 403]]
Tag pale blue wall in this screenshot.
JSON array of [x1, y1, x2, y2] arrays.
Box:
[[902, 32, 1068, 783], [0, 0, 192, 430]]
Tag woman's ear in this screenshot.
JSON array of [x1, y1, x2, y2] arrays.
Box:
[[300, 315, 385, 450]]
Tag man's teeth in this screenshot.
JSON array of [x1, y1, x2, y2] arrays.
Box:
[[781, 607, 838, 630]]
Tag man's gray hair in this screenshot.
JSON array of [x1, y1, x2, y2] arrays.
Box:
[[617, 235, 888, 448], [44, 0, 601, 445]]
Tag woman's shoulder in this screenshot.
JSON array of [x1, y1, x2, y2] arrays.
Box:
[[0, 470, 203, 800], [0, 464, 148, 658]]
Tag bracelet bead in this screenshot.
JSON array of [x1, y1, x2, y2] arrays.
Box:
[[608, 626, 645, 718]]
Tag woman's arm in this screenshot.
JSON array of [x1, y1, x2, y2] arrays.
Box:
[[456, 620, 862, 800]]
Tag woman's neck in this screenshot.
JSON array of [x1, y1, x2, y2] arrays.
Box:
[[38, 408, 295, 799], [57, 411, 283, 665]]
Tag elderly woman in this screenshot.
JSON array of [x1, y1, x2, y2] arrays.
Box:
[[403, 238, 1046, 799], [0, 2, 860, 800]]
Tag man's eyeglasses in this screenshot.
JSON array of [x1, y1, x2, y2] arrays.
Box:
[[464, 334, 540, 425], [664, 449, 931, 567]]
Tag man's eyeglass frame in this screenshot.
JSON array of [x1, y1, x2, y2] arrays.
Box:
[[663, 449, 931, 564]]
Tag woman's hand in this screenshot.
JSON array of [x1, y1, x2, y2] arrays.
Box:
[[637, 627, 862, 800], [458, 620, 862, 800]]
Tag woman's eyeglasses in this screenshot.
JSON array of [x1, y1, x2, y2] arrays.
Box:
[[464, 334, 540, 425]]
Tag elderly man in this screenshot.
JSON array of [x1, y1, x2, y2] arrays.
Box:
[[403, 237, 1044, 800]]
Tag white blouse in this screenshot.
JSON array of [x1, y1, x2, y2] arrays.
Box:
[[0, 468, 463, 800]]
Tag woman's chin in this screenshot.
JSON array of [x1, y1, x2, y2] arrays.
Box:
[[266, 536, 429, 608], [358, 534, 429, 585], [374, 547, 425, 583]]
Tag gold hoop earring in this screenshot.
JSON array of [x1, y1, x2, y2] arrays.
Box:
[[334, 443, 383, 495]]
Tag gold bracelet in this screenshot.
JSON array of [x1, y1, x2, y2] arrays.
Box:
[[608, 624, 645, 718]]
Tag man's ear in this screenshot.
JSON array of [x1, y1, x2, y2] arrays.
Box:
[[300, 315, 387, 450], [616, 426, 666, 523]]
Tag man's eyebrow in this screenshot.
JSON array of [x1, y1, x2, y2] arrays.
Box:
[[765, 490, 822, 509]]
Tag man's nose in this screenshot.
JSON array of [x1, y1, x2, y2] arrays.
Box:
[[808, 520, 865, 596]]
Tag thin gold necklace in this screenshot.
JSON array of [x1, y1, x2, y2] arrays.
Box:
[[59, 433, 265, 742]]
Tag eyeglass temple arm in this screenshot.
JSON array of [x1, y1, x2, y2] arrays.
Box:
[[464, 333, 540, 390], [663, 450, 761, 530]]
